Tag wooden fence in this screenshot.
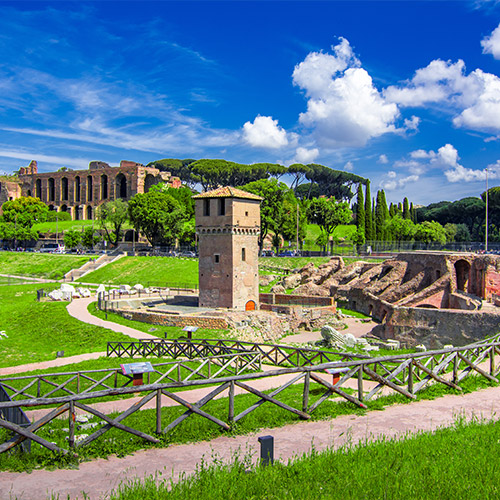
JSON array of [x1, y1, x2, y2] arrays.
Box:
[[2, 335, 500, 456]]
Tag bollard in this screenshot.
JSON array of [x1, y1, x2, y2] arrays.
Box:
[[258, 435, 274, 466]]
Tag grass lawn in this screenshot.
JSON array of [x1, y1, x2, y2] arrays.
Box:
[[78, 256, 199, 287], [109, 415, 500, 500], [0, 284, 143, 367], [33, 219, 96, 234], [0, 252, 89, 279]]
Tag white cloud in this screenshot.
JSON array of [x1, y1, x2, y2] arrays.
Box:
[[404, 115, 420, 132], [292, 38, 400, 147], [293, 146, 319, 164], [0, 149, 91, 170], [242, 115, 289, 149], [385, 59, 500, 134], [378, 154, 388, 164], [481, 22, 500, 59], [344, 161, 354, 171], [380, 171, 419, 191]]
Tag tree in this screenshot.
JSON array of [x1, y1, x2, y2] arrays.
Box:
[[364, 181, 374, 241], [1, 196, 48, 228], [403, 197, 411, 220], [444, 223, 458, 243], [279, 198, 307, 247], [385, 215, 416, 241], [355, 183, 365, 244], [96, 199, 129, 247], [241, 179, 290, 250], [81, 227, 101, 249], [63, 230, 82, 249], [414, 221, 447, 244], [307, 197, 352, 252], [128, 191, 186, 246], [375, 190, 389, 241], [455, 223, 471, 242]]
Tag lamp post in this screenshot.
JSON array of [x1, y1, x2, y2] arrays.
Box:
[[486, 168, 489, 253]]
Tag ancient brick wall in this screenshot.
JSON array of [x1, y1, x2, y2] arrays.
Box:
[[0, 180, 21, 214]]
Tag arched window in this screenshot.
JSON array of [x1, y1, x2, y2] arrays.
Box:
[[144, 174, 155, 192], [86, 206, 92, 220], [116, 173, 127, 199], [101, 174, 108, 199], [75, 176, 81, 202], [48, 178, 55, 202], [35, 179, 42, 199], [61, 177, 68, 201], [87, 176, 93, 202]]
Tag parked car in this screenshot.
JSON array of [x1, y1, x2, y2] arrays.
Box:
[[180, 251, 197, 258], [39, 243, 65, 254], [278, 250, 296, 257]]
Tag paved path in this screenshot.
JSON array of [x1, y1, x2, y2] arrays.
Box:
[[66, 297, 159, 341], [2, 385, 500, 500]]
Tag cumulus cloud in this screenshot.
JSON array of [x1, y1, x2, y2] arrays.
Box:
[[293, 146, 319, 164], [385, 59, 500, 134], [292, 37, 400, 147], [378, 154, 388, 164], [404, 115, 420, 132], [344, 161, 354, 171], [242, 115, 289, 149], [481, 22, 500, 59], [380, 171, 419, 191]]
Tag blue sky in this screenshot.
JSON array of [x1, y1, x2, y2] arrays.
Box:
[[1, 0, 500, 205]]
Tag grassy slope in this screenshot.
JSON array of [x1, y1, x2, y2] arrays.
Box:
[[110, 416, 500, 500], [0, 252, 89, 279], [79, 256, 199, 286], [33, 220, 95, 233], [0, 284, 141, 367]]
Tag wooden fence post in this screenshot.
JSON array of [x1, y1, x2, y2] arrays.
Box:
[[490, 346, 496, 376], [69, 400, 75, 448], [156, 389, 162, 434], [228, 380, 235, 423], [302, 371, 310, 412], [408, 361, 413, 395], [357, 366, 364, 402]]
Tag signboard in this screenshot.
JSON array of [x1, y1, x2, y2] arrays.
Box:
[[120, 362, 154, 376]]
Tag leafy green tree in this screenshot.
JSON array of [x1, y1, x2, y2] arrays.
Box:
[[364, 181, 374, 241], [455, 223, 472, 242], [128, 191, 186, 246], [355, 183, 365, 244], [444, 223, 458, 243], [307, 197, 352, 252], [403, 197, 411, 220], [288, 164, 311, 193], [375, 190, 389, 241], [96, 199, 129, 247], [63, 230, 82, 249], [415, 221, 446, 244], [81, 227, 101, 249], [279, 198, 307, 247], [242, 179, 290, 250], [386, 215, 416, 241], [1, 196, 48, 228]]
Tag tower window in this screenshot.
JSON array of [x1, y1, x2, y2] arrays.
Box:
[[242, 248, 246, 261], [219, 198, 226, 216], [204, 199, 210, 216], [214, 254, 220, 264]]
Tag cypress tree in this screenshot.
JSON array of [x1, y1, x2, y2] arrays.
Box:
[[403, 197, 411, 219], [410, 202, 417, 223], [356, 183, 365, 235], [364, 181, 374, 241]]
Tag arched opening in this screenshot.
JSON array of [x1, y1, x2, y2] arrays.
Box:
[[245, 300, 256, 311], [75, 176, 81, 202], [86, 206, 93, 220], [35, 179, 42, 199], [60, 204, 68, 213], [416, 304, 438, 309], [369, 304, 373, 316], [48, 204, 55, 211], [48, 178, 55, 202], [87, 176, 93, 202], [61, 178, 68, 200], [101, 174, 108, 200], [144, 174, 156, 193], [436, 269, 441, 280], [455, 259, 471, 292], [74, 206, 81, 221], [124, 229, 138, 242], [27, 189, 31, 197], [116, 173, 127, 199]]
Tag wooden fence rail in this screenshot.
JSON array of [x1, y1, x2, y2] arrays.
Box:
[[2, 336, 500, 455]]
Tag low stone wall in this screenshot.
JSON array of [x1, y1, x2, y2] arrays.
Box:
[[373, 306, 500, 348], [260, 293, 335, 307], [116, 308, 228, 329]]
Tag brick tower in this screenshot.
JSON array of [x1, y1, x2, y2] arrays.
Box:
[[193, 187, 262, 310]]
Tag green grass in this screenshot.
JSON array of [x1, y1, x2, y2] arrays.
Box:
[[109, 415, 500, 500], [302, 224, 357, 251], [0, 251, 88, 279], [0, 374, 494, 473], [33, 219, 96, 233], [78, 256, 199, 287], [0, 284, 144, 367]]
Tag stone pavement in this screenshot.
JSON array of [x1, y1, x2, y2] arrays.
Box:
[[1, 385, 500, 500]]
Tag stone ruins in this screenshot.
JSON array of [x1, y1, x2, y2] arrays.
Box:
[[5, 159, 181, 220], [274, 252, 500, 348]]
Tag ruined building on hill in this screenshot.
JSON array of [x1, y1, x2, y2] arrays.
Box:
[[1, 160, 181, 220]]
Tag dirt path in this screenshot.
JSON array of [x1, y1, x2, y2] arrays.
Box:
[[2, 385, 500, 500]]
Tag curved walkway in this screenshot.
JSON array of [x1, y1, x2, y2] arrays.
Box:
[[1, 385, 500, 500]]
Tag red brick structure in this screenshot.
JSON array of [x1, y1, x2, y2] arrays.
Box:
[[0, 178, 21, 214], [193, 187, 262, 310], [13, 160, 180, 220]]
